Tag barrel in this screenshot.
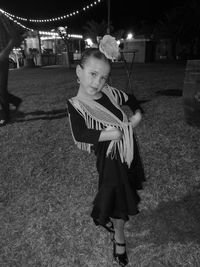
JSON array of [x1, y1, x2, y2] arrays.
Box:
[[183, 60, 200, 127]]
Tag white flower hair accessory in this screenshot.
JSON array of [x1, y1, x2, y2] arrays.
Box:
[[99, 35, 120, 62]]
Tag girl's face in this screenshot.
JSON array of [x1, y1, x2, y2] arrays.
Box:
[[76, 56, 110, 99]]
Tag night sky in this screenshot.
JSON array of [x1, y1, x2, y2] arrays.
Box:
[[0, 0, 189, 33]]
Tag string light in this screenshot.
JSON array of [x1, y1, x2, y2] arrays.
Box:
[[0, 9, 83, 39], [0, 9, 34, 31], [0, 1, 102, 41], [39, 31, 83, 39], [40, 33, 83, 40], [0, 0, 102, 23]]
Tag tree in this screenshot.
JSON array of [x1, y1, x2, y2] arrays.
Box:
[[177, 0, 200, 59], [153, 7, 183, 60], [82, 19, 113, 45], [154, 0, 200, 60]]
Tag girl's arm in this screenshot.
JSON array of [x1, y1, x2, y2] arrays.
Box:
[[98, 126, 122, 141], [67, 101, 122, 144], [121, 92, 144, 128], [110, 87, 144, 114], [124, 93, 144, 114]]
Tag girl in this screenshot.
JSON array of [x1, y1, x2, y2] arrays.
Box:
[[67, 47, 145, 266]]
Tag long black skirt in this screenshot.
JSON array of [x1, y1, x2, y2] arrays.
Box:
[[91, 134, 145, 226]]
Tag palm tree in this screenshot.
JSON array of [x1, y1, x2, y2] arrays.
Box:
[[154, 0, 200, 60], [153, 7, 183, 60], [177, 0, 200, 58], [82, 19, 113, 45]]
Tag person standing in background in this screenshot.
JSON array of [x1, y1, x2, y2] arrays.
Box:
[[0, 12, 26, 126]]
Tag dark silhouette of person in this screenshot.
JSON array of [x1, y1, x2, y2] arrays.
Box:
[[0, 12, 26, 126]]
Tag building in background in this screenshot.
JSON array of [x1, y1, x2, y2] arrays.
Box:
[[22, 30, 84, 67], [119, 35, 156, 63]]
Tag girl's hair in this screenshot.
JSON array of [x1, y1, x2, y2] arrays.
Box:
[[79, 48, 111, 68]]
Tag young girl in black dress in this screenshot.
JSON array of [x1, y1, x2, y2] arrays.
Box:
[[67, 41, 145, 266]]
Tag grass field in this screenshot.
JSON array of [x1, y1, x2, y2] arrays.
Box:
[[1, 62, 200, 267]]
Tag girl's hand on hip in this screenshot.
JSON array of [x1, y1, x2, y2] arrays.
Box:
[[129, 110, 142, 128]]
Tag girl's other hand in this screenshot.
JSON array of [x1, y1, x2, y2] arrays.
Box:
[[129, 110, 142, 128]]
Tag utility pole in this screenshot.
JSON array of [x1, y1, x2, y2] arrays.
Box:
[[107, 0, 111, 34], [57, 26, 71, 68], [37, 31, 42, 66]]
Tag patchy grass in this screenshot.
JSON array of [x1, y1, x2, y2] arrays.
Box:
[[1, 62, 200, 267]]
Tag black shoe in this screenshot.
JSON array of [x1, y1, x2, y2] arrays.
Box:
[[112, 236, 129, 266]]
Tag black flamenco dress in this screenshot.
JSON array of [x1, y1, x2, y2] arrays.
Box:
[[67, 91, 146, 227]]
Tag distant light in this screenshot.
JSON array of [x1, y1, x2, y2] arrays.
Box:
[[117, 40, 120, 45], [69, 34, 83, 39], [127, 33, 133, 40], [85, 38, 93, 47]]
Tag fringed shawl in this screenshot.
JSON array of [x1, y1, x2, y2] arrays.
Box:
[[68, 84, 134, 167]]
